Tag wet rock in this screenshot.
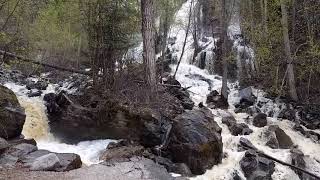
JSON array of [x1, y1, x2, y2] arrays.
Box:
[[26, 79, 48, 90], [0, 85, 26, 139], [265, 125, 293, 149], [206, 90, 228, 109], [240, 150, 275, 180], [168, 108, 223, 175], [171, 163, 192, 177], [30, 153, 61, 171], [221, 113, 237, 127], [299, 104, 320, 130], [230, 123, 253, 136], [55, 153, 82, 172], [239, 87, 256, 105], [238, 138, 257, 152], [5, 143, 37, 158], [221, 112, 252, 136], [0, 138, 9, 154], [232, 170, 243, 180], [253, 113, 267, 127], [164, 77, 194, 110], [100, 140, 145, 163], [28, 90, 42, 97]]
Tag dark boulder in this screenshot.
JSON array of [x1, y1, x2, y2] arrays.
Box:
[[221, 112, 252, 136], [238, 138, 257, 152], [100, 140, 145, 163], [206, 90, 228, 109], [265, 125, 293, 149], [168, 108, 223, 175], [0, 85, 26, 139], [240, 150, 275, 180], [164, 77, 194, 110], [239, 87, 256, 106], [229, 123, 253, 136], [253, 113, 268, 127], [27, 90, 42, 97]]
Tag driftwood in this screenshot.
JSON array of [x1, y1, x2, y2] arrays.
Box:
[[241, 142, 320, 179], [0, 50, 91, 76]]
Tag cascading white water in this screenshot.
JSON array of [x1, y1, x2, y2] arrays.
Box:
[[169, 0, 320, 179], [3, 81, 115, 166]]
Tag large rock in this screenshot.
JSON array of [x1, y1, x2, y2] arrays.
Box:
[[30, 153, 61, 171], [26, 79, 48, 90], [265, 125, 293, 149], [0, 85, 26, 139], [168, 108, 223, 175], [22, 150, 82, 172], [253, 113, 267, 127], [239, 87, 256, 106], [240, 150, 275, 180]]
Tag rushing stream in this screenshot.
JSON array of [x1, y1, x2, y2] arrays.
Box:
[[1, 0, 320, 179]]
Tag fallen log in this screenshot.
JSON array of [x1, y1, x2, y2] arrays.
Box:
[[241, 142, 320, 179], [0, 50, 91, 76]]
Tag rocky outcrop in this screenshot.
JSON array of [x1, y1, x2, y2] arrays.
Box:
[[0, 85, 26, 139], [26, 79, 48, 91], [265, 125, 293, 149], [168, 108, 223, 175], [252, 113, 267, 127], [293, 124, 320, 143], [240, 150, 275, 180]]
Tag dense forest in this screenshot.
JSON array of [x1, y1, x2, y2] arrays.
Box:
[[0, 0, 319, 179]]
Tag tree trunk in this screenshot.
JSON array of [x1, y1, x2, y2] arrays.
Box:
[[141, 0, 157, 91], [160, 0, 169, 78], [280, 0, 298, 101], [221, 0, 228, 102]]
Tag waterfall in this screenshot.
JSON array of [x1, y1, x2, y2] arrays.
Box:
[[3, 81, 116, 166], [169, 0, 320, 179]]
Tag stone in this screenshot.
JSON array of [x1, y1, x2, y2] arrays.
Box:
[[0, 85, 26, 139], [55, 153, 82, 172], [28, 90, 42, 97], [6, 143, 37, 158], [238, 138, 257, 152], [265, 125, 293, 149], [0, 154, 18, 168], [100, 140, 145, 163], [206, 90, 228, 109], [240, 150, 275, 180], [168, 108, 223, 175], [0, 138, 9, 154], [253, 113, 268, 127], [30, 153, 61, 171], [171, 163, 192, 177], [8, 138, 37, 146], [239, 87, 256, 106], [229, 123, 253, 136]]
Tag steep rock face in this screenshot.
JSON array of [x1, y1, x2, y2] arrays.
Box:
[[0, 85, 26, 139], [168, 108, 223, 175]]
